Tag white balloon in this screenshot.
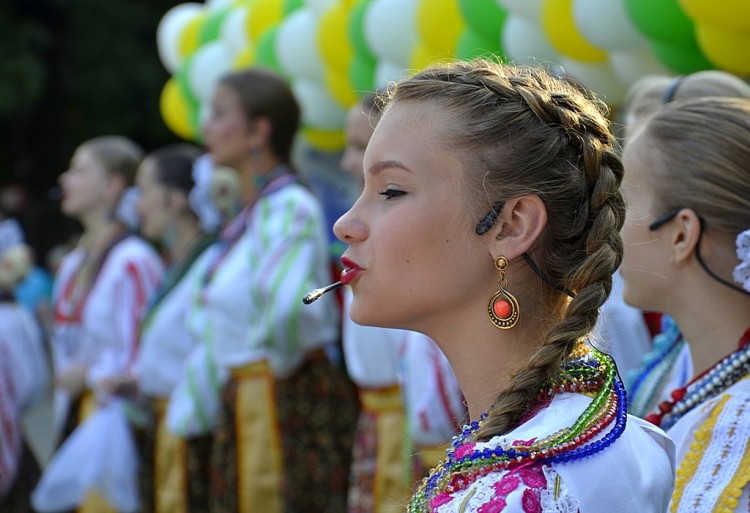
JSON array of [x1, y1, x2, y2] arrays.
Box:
[[364, 0, 418, 67], [292, 79, 347, 129], [156, 3, 204, 74], [305, 0, 336, 16], [497, 0, 543, 22], [573, 0, 645, 51], [206, 0, 235, 10], [220, 6, 250, 57], [187, 41, 234, 101], [276, 8, 325, 82], [559, 57, 628, 107], [373, 59, 408, 88], [502, 15, 560, 68], [609, 48, 671, 86]]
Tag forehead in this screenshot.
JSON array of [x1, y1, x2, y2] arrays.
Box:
[[365, 101, 453, 168]]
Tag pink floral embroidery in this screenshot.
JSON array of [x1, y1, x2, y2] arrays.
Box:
[[493, 474, 521, 495], [477, 496, 508, 513], [453, 442, 477, 459], [429, 492, 453, 509], [521, 488, 542, 513], [519, 467, 547, 489]]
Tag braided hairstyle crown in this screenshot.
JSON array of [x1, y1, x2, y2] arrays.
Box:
[[384, 59, 626, 439]]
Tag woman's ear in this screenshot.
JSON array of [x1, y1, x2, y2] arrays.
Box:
[[671, 208, 702, 266], [247, 116, 272, 149], [486, 195, 547, 259]]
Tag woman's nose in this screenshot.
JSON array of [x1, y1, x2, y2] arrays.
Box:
[[333, 200, 367, 244]]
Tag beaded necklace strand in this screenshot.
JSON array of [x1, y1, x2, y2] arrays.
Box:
[[627, 316, 684, 417], [408, 344, 627, 513], [645, 328, 750, 430]]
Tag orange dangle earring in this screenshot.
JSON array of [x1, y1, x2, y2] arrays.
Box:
[[488, 256, 519, 329]]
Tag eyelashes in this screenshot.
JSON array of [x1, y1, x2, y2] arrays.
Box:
[[378, 188, 406, 200]]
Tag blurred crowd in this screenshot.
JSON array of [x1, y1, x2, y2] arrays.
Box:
[[1, 63, 749, 513]]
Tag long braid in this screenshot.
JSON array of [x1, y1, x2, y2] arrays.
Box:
[[386, 60, 626, 440]]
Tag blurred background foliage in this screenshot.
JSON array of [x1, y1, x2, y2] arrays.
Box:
[[0, 0, 182, 261]]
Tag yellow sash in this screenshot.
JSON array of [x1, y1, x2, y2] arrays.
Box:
[[360, 386, 411, 513], [232, 360, 284, 513], [151, 397, 187, 513]]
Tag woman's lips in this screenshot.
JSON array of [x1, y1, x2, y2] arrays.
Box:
[[340, 256, 363, 285]]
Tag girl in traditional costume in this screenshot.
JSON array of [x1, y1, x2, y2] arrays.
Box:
[[48, 135, 163, 512], [169, 68, 358, 513], [621, 97, 750, 512], [0, 218, 49, 512], [332, 60, 675, 512]]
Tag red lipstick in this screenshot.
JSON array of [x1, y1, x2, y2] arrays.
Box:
[[340, 256, 363, 285]]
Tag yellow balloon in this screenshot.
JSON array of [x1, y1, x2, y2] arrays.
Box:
[[541, 0, 606, 62], [318, 3, 353, 74], [160, 78, 196, 141], [325, 70, 358, 108], [680, 0, 750, 31], [417, 0, 466, 55], [697, 24, 750, 75], [177, 12, 206, 61], [302, 126, 346, 152], [247, 0, 284, 43], [409, 42, 443, 71], [232, 46, 256, 69]]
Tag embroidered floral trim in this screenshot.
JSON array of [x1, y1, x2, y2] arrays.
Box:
[[671, 394, 730, 513], [714, 440, 750, 513], [540, 467, 579, 513]]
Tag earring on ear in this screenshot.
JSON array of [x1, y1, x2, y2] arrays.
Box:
[[488, 256, 519, 329]]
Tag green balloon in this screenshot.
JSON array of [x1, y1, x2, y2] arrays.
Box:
[[198, 8, 229, 45], [176, 58, 201, 108], [283, 0, 304, 15], [651, 40, 713, 74], [349, 52, 376, 94], [348, 0, 375, 62], [254, 27, 287, 78], [458, 0, 508, 43], [625, 0, 695, 46], [455, 28, 504, 62]]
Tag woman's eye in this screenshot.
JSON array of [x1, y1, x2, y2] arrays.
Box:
[[378, 188, 406, 200]]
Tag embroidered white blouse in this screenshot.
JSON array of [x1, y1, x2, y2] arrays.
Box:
[[0, 302, 49, 496], [667, 378, 750, 512], [51, 236, 162, 428], [167, 183, 338, 435], [430, 394, 675, 513]]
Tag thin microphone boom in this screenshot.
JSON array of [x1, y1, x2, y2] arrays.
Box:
[[302, 281, 343, 304]]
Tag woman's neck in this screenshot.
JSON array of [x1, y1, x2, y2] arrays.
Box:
[[430, 311, 549, 422], [79, 213, 121, 254], [166, 218, 202, 264], [669, 284, 750, 379], [235, 151, 284, 204]]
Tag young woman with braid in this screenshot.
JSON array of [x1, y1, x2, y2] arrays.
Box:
[[619, 70, 750, 418], [620, 97, 750, 512], [331, 60, 674, 512]]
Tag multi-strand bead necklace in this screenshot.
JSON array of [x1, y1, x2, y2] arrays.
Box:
[[408, 344, 627, 513], [646, 328, 750, 430]]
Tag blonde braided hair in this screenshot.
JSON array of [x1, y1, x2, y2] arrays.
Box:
[[384, 60, 626, 439]]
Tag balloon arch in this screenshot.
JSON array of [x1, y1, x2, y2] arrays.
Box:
[[157, 0, 750, 151]]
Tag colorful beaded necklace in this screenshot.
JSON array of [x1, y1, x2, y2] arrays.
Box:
[[408, 344, 627, 513], [645, 328, 750, 430], [627, 316, 685, 417]]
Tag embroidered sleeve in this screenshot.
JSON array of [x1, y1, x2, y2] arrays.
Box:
[[248, 192, 336, 378], [671, 392, 750, 513], [86, 248, 162, 386]]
